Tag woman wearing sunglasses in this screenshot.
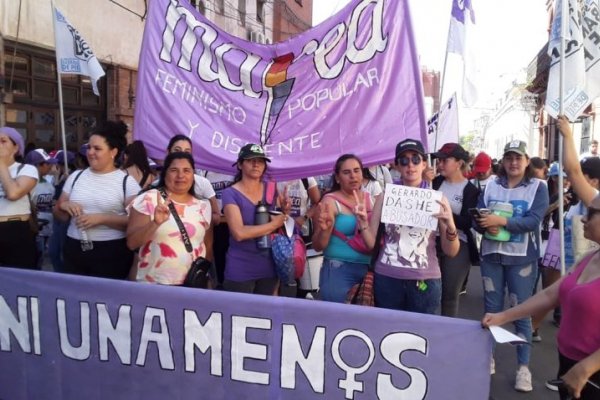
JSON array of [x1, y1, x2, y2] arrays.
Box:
[[366, 139, 458, 314], [473, 140, 549, 393]]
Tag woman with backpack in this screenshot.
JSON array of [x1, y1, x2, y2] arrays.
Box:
[[312, 154, 377, 303], [55, 121, 140, 279], [221, 144, 289, 295]]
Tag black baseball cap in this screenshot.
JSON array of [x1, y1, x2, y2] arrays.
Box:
[[232, 143, 271, 166], [395, 139, 426, 162], [432, 143, 470, 162], [581, 157, 600, 180]]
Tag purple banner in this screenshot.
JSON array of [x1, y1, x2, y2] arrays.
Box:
[[133, 0, 427, 180], [0, 268, 491, 399]]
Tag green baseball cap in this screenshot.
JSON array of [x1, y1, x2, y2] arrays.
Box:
[[503, 140, 528, 156]]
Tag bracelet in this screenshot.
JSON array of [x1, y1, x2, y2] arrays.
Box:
[[445, 229, 458, 241], [358, 225, 369, 232]]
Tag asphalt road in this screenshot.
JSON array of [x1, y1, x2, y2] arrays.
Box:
[[457, 265, 561, 400]]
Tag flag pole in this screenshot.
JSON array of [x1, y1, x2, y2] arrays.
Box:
[[434, 12, 453, 154], [50, 0, 69, 173], [557, 0, 567, 276]]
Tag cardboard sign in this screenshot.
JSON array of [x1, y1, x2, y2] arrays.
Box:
[[381, 184, 442, 230]]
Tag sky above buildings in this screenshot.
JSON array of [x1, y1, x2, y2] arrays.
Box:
[[313, 0, 550, 130]]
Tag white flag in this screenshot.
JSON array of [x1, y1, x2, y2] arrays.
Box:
[[53, 7, 105, 96], [427, 93, 459, 152], [447, 0, 478, 106], [545, 0, 600, 121]]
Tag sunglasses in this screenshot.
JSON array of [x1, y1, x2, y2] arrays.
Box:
[[587, 207, 600, 220], [398, 154, 423, 166]]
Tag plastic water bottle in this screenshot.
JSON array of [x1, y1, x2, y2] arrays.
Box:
[[255, 201, 271, 249], [80, 228, 94, 251]]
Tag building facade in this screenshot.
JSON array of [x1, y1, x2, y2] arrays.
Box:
[[0, 0, 311, 152]]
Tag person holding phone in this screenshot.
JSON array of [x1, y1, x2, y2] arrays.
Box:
[[474, 140, 549, 392]]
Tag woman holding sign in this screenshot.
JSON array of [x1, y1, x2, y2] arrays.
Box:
[[313, 154, 376, 303], [367, 139, 459, 314], [474, 140, 549, 393]]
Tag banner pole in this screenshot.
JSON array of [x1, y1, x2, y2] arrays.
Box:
[[557, 0, 567, 276], [50, 0, 69, 173]]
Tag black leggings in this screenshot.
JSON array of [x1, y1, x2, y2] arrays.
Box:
[[558, 352, 600, 400], [63, 237, 133, 280], [0, 220, 37, 269]]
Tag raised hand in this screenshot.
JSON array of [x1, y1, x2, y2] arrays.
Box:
[[317, 202, 334, 232], [352, 190, 368, 223], [154, 190, 170, 226], [556, 115, 573, 140]]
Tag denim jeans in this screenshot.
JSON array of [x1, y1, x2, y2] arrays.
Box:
[[319, 258, 368, 303], [481, 260, 537, 365], [374, 273, 442, 314]]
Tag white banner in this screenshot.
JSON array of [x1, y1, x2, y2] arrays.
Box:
[[545, 0, 600, 120], [381, 185, 442, 230], [53, 7, 105, 96], [447, 0, 478, 106], [426, 93, 459, 152]]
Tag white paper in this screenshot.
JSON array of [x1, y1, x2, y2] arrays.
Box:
[[284, 217, 295, 238], [380, 184, 442, 230], [489, 326, 528, 345]]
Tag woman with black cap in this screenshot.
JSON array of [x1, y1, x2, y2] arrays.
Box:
[[431, 142, 479, 318], [367, 138, 459, 314], [221, 144, 289, 295], [0, 127, 39, 269]]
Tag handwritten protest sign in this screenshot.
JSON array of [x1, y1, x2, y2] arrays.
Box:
[[381, 184, 442, 230]]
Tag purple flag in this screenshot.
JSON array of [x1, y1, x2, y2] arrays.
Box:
[[133, 0, 426, 180], [0, 267, 492, 399]]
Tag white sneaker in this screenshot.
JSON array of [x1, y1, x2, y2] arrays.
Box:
[[515, 366, 533, 392], [490, 357, 495, 375]]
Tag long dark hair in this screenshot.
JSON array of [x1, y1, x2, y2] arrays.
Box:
[[123, 141, 152, 176], [90, 120, 128, 163], [167, 134, 192, 153], [362, 167, 376, 182], [157, 152, 196, 196], [329, 154, 364, 192]]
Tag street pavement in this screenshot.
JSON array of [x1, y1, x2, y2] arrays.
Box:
[[457, 265, 561, 400]]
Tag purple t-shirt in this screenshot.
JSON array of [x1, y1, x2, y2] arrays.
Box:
[[221, 186, 276, 282], [374, 224, 441, 280]]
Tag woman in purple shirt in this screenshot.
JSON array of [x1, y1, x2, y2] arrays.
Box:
[[222, 144, 288, 295]]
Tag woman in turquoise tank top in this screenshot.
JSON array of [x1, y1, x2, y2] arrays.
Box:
[[312, 154, 377, 303]]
